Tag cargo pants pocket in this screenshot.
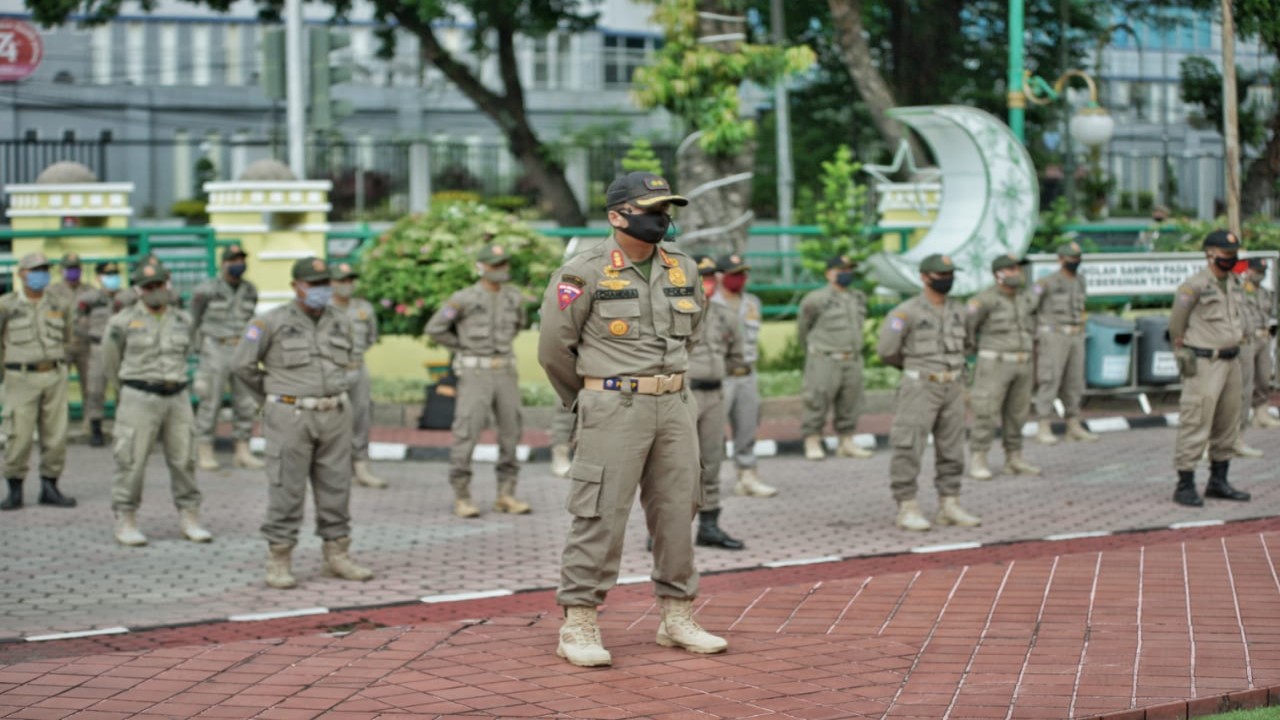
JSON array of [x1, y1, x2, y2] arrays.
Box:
[[112, 425, 136, 469], [566, 461, 604, 518]]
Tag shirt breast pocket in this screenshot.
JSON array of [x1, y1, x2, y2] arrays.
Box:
[[1198, 292, 1226, 320], [670, 300, 700, 338], [327, 335, 352, 365], [43, 314, 66, 341], [7, 316, 36, 344], [280, 337, 311, 367], [597, 300, 641, 340], [908, 322, 938, 354]]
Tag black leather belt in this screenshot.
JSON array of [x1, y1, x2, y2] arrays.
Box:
[[1186, 345, 1239, 360], [690, 378, 723, 391], [89, 335, 103, 344], [4, 360, 61, 372], [123, 379, 189, 396]]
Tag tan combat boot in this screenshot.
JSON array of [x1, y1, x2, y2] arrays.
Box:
[[734, 467, 778, 498], [1035, 419, 1058, 445], [266, 543, 297, 589], [656, 597, 728, 654], [178, 508, 213, 543], [895, 499, 931, 532], [935, 496, 982, 527], [1065, 418, 1099, 442], [969, 451, 993, 480], [1233, 440, 1264, 459], [1253, 405, 1280, 429], [1004, 451, 1042, 476], [556, 606, 612, 667], [836, 434, 874, 459], [113, 511, 148, 546], [804, 435, 825, 461], [233, 440, 265, 469], [197, 442, 220, 471], [354, 460, 389, 489], [494, 494, 532, 514], [322, 537, 374, 581], [550, 444, 572, 478], [454, 498, 481, 518]]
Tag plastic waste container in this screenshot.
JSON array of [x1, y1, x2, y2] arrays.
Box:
[[1136, 315, 1178, 385], [1086, 315, 1136, 388]]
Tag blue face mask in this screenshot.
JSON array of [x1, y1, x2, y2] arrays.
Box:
[[303, 285, 332, 310], [101, 274, 122, 291], [25, 270, 50, 291], [227, 262, 247, 278]]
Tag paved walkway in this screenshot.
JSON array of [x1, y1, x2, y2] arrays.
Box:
[[3, 520, 1280, 719]]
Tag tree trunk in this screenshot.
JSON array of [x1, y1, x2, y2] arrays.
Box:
[[1241, 109, 1280, 217], [827, 0, 928, 162]]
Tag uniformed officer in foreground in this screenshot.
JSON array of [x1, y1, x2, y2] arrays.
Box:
[[965, 255, 1041, 479], [714, 253, 777, 497], [102, 262, 211, 546], [1239, 258, 1279, 438], [192, 243, 263, 471], [798, 255, 873, 461], [77, 261, 124, 447], [330, 262, 389, 489], [1031, 242, 1099, 444], [0, 253, 77, 511], [231, 257, 373, 589], [425, 244, 529, 518], [538, 171, 727, 667], [1170, 230, 1252, 506], [689, 255, 747, 550], [878, 254, 980, 531]]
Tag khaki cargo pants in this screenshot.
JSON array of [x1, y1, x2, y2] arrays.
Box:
[[84, 342, 109, 422], [557, 388, 700, 608], [1034, 331, 1086, 419], [1175, 355, 1241, 471], [345, 364, 373, 462], [260, 399, 354, 546], [888, 375, 966, 502], [3, 365, 69, 479], [969, 357, 1034, 454], [801, 352, 864, 437], [723, 372, 761, 469], [194, 337, 260, 443], [110, 385, 200, 513], [1240, 337, 1275, 429], [448, 365, 521, 499], [692, 387, 725, 511]]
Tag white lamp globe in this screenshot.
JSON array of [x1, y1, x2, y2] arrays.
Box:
[[1070, 107, 1116, 148]]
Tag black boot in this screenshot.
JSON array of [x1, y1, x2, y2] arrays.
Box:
[[696, 509, 745, 550], [38, 476, 76, 508], [1205, 460, 1250, 501], [1, 478, 22, 511], [1173, 470, 1202, 507], [89, 420, 105, 447]]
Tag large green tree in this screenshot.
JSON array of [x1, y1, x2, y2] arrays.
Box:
[[29, 0, 598, 227]]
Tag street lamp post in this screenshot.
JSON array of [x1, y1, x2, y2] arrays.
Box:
[[1023, 69, 1117, 149], [1008, 0, 1026, 142]]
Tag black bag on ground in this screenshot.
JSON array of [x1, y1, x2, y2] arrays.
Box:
[[418, 372, 458, 430]]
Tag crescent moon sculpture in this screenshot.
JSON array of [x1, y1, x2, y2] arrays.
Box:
[[864, 105, 1040, 296]]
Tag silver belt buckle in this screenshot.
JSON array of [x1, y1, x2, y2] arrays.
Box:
[[654, 373, 675, 394]]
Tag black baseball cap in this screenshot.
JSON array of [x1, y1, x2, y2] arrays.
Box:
[[606, 172, 688, 210], [1203, 230, 1241, 250]]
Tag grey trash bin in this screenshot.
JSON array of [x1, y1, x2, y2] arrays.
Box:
[[1136, 315, 1178, 385], [1086, 315, 1136, 388]]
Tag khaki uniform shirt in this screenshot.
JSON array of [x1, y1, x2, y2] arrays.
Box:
[[877, 295, 970, 373], [49, 283, 86, 350], [76, 286, 116, 343], [190, 278, 258, 341], [797, 285, 866, 354], [1170, 267, 1245, 350], [713, 292, 763, 365], [102, 304, 194, 385], [1242, 279, 1275, 336], [1031, 271, 1086, 327], [337, 298, 379, 360], [0, 291, 72, 365], [537, 239, 706, 408], [689, 299, 745, 381], [965, 286, 1037, 352], [425, 282, 525, 357], [231, 302, 355, 401]]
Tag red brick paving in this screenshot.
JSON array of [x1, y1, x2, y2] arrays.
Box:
[[7, 524, 1280, 718]]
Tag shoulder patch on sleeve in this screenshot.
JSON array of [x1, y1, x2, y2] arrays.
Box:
[[245, 320, 265, 341], [889, 312, 907, 332], [561, 273, 586, 289], [966, 298, 982, 314], [441, 303, 459, 320], [1032, 282, 1045, 295]]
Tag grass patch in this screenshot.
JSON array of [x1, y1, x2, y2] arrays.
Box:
[[1199, 708, 1280, 720]]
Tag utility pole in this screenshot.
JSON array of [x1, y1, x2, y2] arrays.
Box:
[[771, 0, 795, 283], [1221, 0, 1241, 236], [285, 0, 305, 179], [1007, 0, 1026, 142]]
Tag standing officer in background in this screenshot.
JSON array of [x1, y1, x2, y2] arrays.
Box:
[[77, 261, 124, 447], [538, 171, 726, 668], [878, 254, 980, 532], [425, 245, 529, 519], [965, 255, 1041, 480], [714, 253, 776, 498], [191, 243, 263, 471], [798, 255, 873, 462], [49, 254, 91, 435], [1241, 258, 1280, 432], [102, 262, 211, 546], [1170, 230, 1252, 506], [1031, 241, 1099, 444], [330, 262, 389, 489], [231, 257, 373, 589], [689, 255, 747, 550], [0, 253, 77, 511]]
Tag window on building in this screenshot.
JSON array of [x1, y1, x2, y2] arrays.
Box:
[[225, 25, 243, 85], [126, 23, 146, 84], [533, 32, 572, 89], [192, 25, 212, 85], [91, 26, 112, 84], [160, 24, 178, 85], [602, 34, 653, 88]]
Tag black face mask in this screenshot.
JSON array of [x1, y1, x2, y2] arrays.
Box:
[[1063, 260, 1082, 273], [835, 271, 855, 287], [619, 211, 672, 244], [1213, 256, 1237, 272], [928, 276, 955, 294]]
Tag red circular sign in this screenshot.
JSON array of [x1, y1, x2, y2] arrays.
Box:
[[0, 20, 43, 83]]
